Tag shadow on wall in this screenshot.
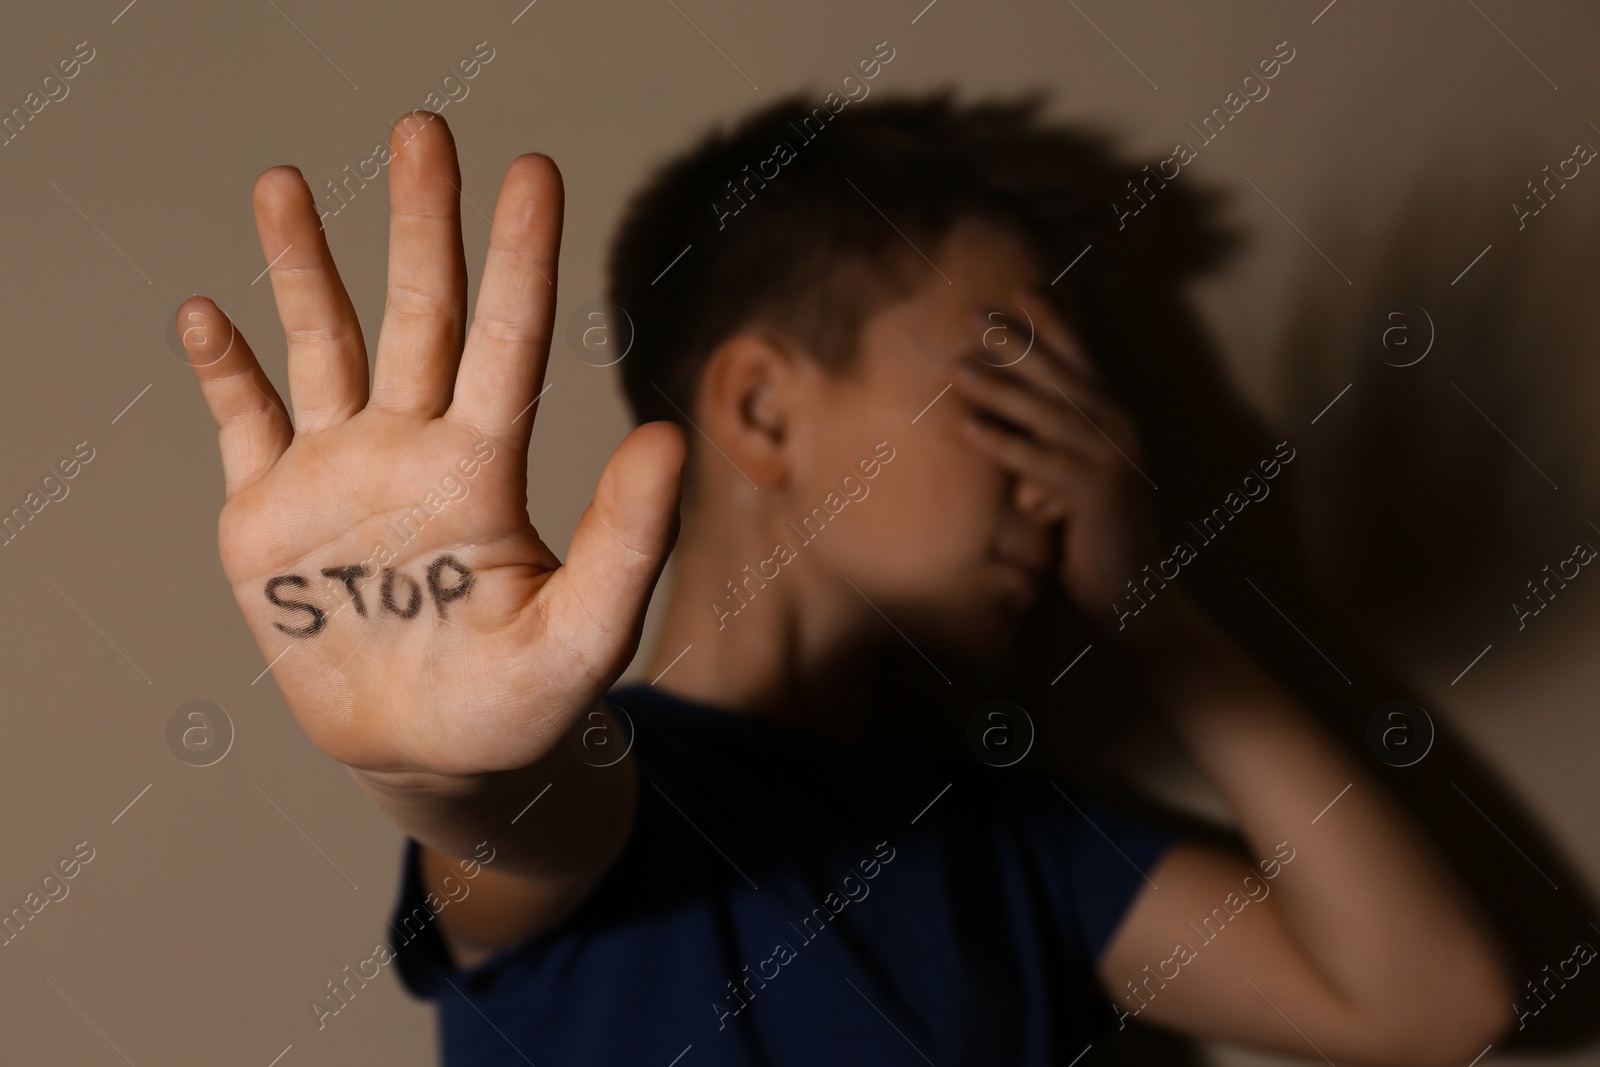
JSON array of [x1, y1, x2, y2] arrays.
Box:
[[984, 127, 1600, 1060], [1272, 132, 1600, 1053], [1075, 135, 1600, 1062], [1281, 130, 1600, 657]]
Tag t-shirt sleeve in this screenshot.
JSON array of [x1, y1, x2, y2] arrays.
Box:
[[385, 836, 458, 1000], [1040, 782, 1180, 963], [381, 698, 666, 1005], [384, 837, 545, 1000]]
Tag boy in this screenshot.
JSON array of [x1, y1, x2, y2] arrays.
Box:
[[179, 90, 1515, 1065]]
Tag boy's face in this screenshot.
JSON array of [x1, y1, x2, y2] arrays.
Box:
[[787, 217, 1069, 662]]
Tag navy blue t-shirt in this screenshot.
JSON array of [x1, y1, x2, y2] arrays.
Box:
[[385, 682, 1177, 1065]]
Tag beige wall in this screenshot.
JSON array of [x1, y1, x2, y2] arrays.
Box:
[[2, 0, 1598, 1062]]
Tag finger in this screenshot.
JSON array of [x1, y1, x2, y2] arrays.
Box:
[[958, 347, 1133, 462], [542, 421, 685, 683], [1015, 288, 1104, 385], [1001, 324, 1094, 398], [177, 295, 294, 499], [252, 165, 369, 434], [974, 308, 1036, 369], [962, 414, 1082, 525], [1016, 479, 1070, 523], [370, 111, 469, 418], [954, 361, 1081, 450], [971, 304, 1108, 438], [447, 152, 562, 449], [1045, 377, 1144, 464], [960, 412, 1094, 499], [974, 314, 1139, 456]]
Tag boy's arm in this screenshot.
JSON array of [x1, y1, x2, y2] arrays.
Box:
[[1096, 588, 1518, 1066], [949, 288, 1515, 1061], [351, 701, 639, 971], [181, 114, 683, 973]]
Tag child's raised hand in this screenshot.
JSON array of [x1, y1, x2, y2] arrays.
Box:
[[179, 112, 684, 778], [952, 288, 1168, 635]]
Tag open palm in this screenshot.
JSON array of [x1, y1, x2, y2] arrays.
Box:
[[180, 111, 683, 778]]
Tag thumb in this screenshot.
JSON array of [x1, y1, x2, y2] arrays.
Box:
[[549, 420, 686, 681]]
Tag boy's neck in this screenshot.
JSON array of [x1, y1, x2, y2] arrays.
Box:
[[631, 485, 1024, 751], [636, 531, 872, 743], [636, 545, 1006, 759]]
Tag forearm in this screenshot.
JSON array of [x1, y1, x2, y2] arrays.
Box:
[[349, 701, 637, 953], [1122, 586, 1514, 1020]]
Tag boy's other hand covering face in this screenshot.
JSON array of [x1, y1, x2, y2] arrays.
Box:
[[698, 216, 1097, 662], [953, 287, 1167, 638]]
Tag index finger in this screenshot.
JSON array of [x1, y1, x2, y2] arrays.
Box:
[[1014, 288, 1103, 386]]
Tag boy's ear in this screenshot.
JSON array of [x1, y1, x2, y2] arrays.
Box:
[[698, 330, 796, 489]]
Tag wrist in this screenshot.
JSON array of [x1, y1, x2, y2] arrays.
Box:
[[345, 698, 618, 806], [1112, 584, 1304, 734], [343, 697, 617, 799], [348, 763, 492, 804], [1107, 578, 1216, 658]]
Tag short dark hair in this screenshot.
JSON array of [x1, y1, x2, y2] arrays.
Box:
[[604, 86, 1241, 474]]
